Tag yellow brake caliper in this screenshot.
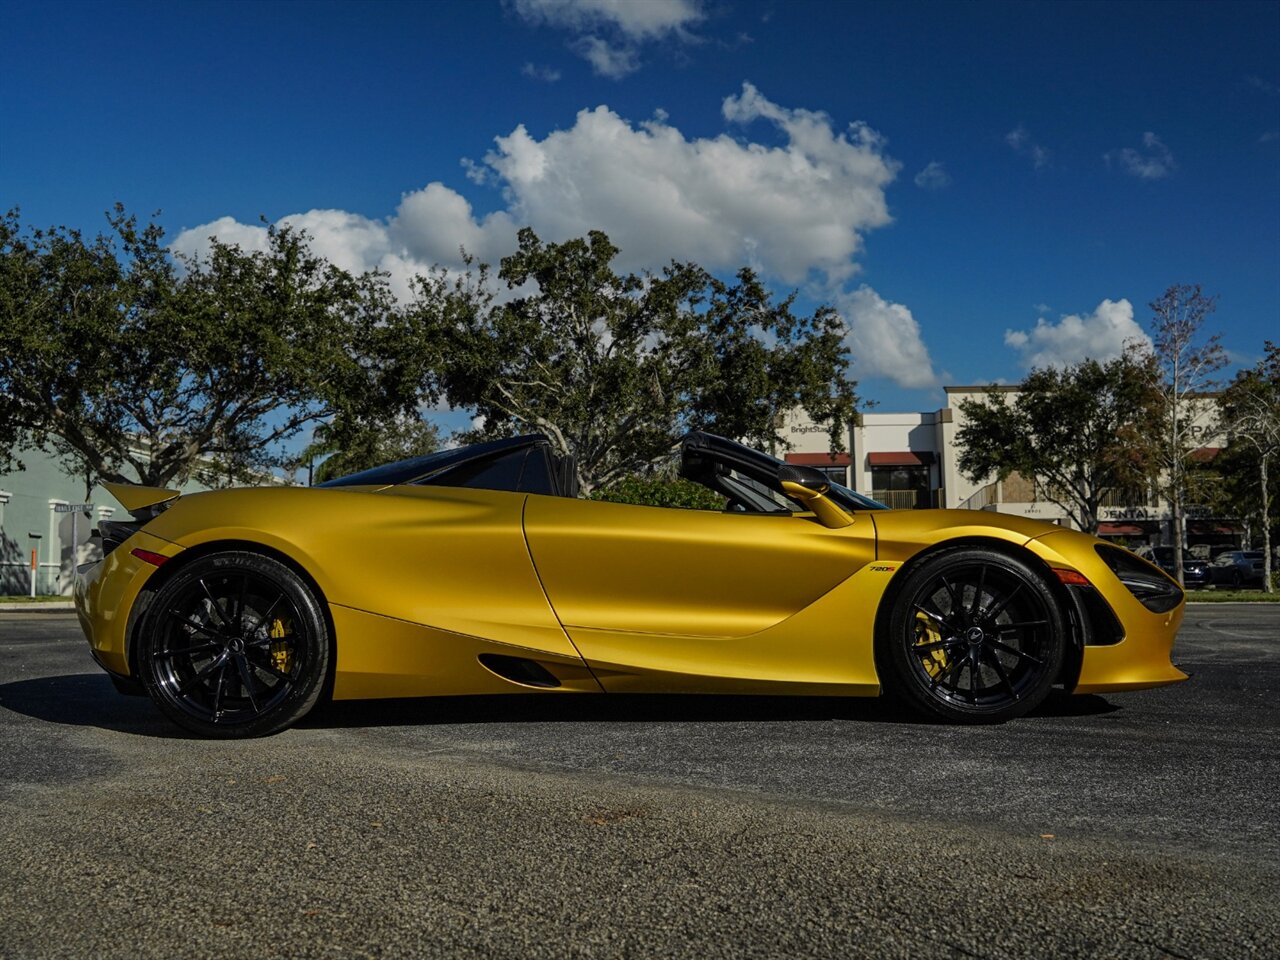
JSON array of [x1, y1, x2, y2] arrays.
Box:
[[269, 617, 294, 674], [913, 612, 949, 679]]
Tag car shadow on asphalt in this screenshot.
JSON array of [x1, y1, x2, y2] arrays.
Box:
[[304, 688, 1120, 729], [0, 672, 1120, 738], [0, 673, 186, 738]]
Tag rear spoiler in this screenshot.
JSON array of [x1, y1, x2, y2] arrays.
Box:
[[98, 483, 181, 558], [102, 482, 181, 517]]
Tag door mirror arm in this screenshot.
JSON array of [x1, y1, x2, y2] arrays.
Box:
[[777, 465, 854, 529]]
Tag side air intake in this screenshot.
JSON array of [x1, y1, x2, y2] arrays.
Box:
[[477, 654, 562, 689]]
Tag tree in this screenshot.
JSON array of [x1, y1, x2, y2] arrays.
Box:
[[410, 228, 857, 495], [0, 207, 428, 490], [1219, 342, 1280, 592], [954, 355, 1160, 534], [1140, 284, 1226, 584], [299, 415, 441, 485]]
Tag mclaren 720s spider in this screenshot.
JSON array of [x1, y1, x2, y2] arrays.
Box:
[[75, 431, 1187, 737]]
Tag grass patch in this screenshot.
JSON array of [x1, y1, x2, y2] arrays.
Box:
[[1185, 589, 1280, 602], [0, 595, 70, 603]]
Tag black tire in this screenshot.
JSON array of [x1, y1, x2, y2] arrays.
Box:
[[1231, 571, 1242, 590], [136, 551, 329, 738], [880, 548, 1066, 724]]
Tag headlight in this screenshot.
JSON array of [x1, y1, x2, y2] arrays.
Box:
[[1095, 545, 1184, 613]]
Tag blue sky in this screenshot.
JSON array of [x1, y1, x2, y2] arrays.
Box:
[[3, 0, 1277, 416]]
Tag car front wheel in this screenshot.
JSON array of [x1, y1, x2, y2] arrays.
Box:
[[136, 551, 329, 738], [881, 548, 1066, 723]]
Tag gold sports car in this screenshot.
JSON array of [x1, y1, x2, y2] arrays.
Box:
[[75, 432, 1187, 738]]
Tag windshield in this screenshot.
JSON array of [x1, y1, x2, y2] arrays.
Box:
[[824, 480, 889, 512]]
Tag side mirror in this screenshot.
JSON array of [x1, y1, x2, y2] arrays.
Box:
[[778, 464, 830, 495], [777, 464, 853, 529]]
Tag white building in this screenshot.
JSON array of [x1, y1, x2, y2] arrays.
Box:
[[782, 387, 1240, 550], [1, 444, 293, 597]]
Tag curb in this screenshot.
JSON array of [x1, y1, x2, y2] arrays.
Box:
[[1185, 600, 1280, 605], [0, 602, 76, 612]]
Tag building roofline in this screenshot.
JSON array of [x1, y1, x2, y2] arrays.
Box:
[[943, 384, 1222, 399]]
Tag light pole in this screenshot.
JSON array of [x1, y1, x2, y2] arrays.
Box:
[[27, 532, 42, 598]]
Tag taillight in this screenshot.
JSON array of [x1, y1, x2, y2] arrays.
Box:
[[129, 548, 170, 567], [1053, 568, 1090, 586]]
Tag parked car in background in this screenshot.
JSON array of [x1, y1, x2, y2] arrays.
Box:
[[1207, 551, 1266, 589], [1181, 554, 1211, 590], [1136, 546, 1211, 589]]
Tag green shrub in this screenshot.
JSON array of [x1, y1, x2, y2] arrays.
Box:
[[592, 475, 725, 511]]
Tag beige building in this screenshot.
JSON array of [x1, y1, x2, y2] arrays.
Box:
[[782, 388, 1240, 550]]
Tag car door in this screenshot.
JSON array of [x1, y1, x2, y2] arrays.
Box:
[[522, 494, 877, 690], [323, 484, 579, 659]]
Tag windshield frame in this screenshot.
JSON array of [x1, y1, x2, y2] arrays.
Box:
[[679, 431, 889, 513]]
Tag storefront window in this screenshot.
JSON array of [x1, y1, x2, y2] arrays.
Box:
[[871, 465, 931, 509]]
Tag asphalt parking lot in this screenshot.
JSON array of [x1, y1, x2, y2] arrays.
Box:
[[1, 607, 1277, 959]]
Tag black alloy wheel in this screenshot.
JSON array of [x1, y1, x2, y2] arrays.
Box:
[[137, 551, 329, 738], [881, 548, 1065, 723]]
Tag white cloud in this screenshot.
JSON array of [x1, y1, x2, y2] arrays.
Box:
[[170, 215, 271, 261], [1004, 299, 1152, 369], [279, 209, 393, 276], [513, 0, 704, 39], [173, 84, 937, 389], [176, 84, 899, 286], [478, 82, 898, 285], [1247, 76, 1279, 96], [1105, 132, 1176, 180], [571, 35, 640, 78], [512, 0, 704, 78], [1005, 125, 1050, 169], [913, 161, 951, 190], [837, 286, 939, 389], [521, 62, 561, 83], [389, 183, 518, 267]]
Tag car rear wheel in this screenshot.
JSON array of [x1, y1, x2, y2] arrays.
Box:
[[136, 551, 329, 738], [881, 548, 1065, 723]]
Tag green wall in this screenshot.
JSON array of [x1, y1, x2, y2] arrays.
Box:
[[0, 449, 215, 596]]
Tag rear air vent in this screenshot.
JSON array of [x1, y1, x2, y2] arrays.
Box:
[[477, 654, 562, 688], [98, 519, 144, 558]]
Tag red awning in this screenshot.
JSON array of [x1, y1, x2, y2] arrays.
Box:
[[1098, 522, 1148, 536], [1188, 520, 1244, 534], [1190, 447, 1221, 463], [868, 451, 935, 467], [784, 452, 851, 467]]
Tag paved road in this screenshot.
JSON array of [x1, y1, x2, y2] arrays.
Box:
[[0, 607, 1276, 959]]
